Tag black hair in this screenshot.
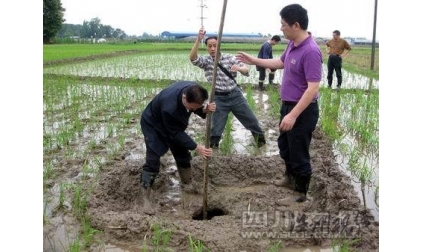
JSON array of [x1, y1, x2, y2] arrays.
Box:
[[279, 4, 309, 30], [271, 35, 281, 42], [184, 84, 208, 104], [333, 30, 341, 36], [205, 36, 218, 45]]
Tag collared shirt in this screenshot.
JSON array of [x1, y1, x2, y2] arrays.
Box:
[[280, 36, 322, 102], [191, 53, 247, 92], [326, 38, 351, 55]]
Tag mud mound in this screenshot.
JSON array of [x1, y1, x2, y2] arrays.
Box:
[[87, 129, 378, 251]]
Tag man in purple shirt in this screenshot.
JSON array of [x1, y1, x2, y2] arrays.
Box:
[[236, 4, 322, 202]]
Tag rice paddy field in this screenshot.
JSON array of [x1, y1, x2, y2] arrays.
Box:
[[43, 42, 379, 252]]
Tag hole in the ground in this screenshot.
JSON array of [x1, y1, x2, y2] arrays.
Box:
[[192, 207, 226, 220]]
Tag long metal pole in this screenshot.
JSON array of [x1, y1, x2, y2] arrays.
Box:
[[203, 0, 228, 220]]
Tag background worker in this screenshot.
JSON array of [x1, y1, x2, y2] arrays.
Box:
[[325, 30, 352, 89], [257, 35, 281, 91]]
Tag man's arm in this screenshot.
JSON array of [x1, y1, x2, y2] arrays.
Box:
[[190, 27, 206, 61]]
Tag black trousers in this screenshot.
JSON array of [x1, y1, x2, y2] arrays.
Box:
[[327, 54, 343, 87], [278, 102, 319, 177], [258, 67, 276, 83], [142, 143, 192, 174]]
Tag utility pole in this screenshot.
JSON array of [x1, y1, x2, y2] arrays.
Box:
[[371, 0, 378, 70], [199, 0, 207, 46], [200, 0, 207, 27]]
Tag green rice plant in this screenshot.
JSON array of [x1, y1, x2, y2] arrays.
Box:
[[43, 200, 48, 225], [267, 241, 282, 252], [87, 137, 97, 151], [267, 85, 281, 118], [151, 223, 173, 251], [81, 217, 102, 248], [347, 146, 374, 209], [374, 182, 379, 210], [245, 84, 256, 113], [58, 182, 65, 209], [68, 235, 82, 252], [117, 134, 126, 150], [331, 238, 359, 252], [72, 184, 89, 220], [43, 161, 54, 181], [188, 233, 209, 252], [219, 113, 235, 155]]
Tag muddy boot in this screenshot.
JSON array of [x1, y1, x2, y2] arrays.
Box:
[[141, 170, 157, 215], [178, 167, 197, 193], [269, 72, 275, 85], [177, 167, 192, 184], [253, 133, 266, 148], [258, 81, 265, 91], [141, 187, 155, 215], [294, 174, 311, 203], [210, 136, 221, 148], [272, 174, 295, 189]]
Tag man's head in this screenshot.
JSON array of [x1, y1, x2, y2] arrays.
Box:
[[279, 4, 309, 40], [270, 35, 281, 45], [332, 30, 341, 39], [205, 36, 219, 58], [182, 84, 208, 111]]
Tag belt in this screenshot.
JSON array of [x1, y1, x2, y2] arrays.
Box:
[[282, 100, 317, 106], [215, 88, 236, 96]]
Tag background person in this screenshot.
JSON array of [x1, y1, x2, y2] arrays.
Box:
[[325, 30, 352, 89], [190, 27, 266, 149], [236, 3, 322, 202], [257, 35, 281, 91], [140, 81, 216, 215]]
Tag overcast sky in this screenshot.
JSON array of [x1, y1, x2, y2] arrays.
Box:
[[61, 0, 379, 39]]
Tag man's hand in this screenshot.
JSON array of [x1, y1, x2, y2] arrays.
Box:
[[195, 145, 213, 159], [235, 52, 255, 65], [198, 27, 206, 41], [203, 102, 216, 113]]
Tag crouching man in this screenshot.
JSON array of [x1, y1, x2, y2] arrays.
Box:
[[140, 81, 216, 215]]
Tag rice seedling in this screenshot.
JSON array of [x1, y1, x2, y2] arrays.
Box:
[[219, 114, 235, 155], [188, 233, 209, 252], [151, 223, 173, 251], [81, 217, 102, 248], [58, 182, 65, 209], [245, 84, 256, 113], [331, 238, 359, 252], [43, 161, 54, 181], [267, 241, 282, 252]]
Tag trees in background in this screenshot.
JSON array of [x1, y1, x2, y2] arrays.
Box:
[[43, 0, 65, 43], [58, 18, 128, 41]]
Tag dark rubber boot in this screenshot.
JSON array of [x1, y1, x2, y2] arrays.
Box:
[[253, 133, 266, 148], [177, 167, 192, 184], [258, 81, 265, 91], [210, 136, 221, 148], [294, 174, 311, 202], [141, 170, 157, 215]]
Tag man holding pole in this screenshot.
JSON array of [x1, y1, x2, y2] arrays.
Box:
[[190, 27, 266, 149], [139, 81, 216, 215]]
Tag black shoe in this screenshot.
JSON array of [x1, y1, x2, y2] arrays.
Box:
[[255, 134, 266, 148], [210, 142, 219, 148]]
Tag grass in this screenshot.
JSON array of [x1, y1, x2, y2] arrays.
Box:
[[188, 234, 209, 252]]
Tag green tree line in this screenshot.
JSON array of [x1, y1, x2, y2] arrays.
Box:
[[44, 0, 128, 43]]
